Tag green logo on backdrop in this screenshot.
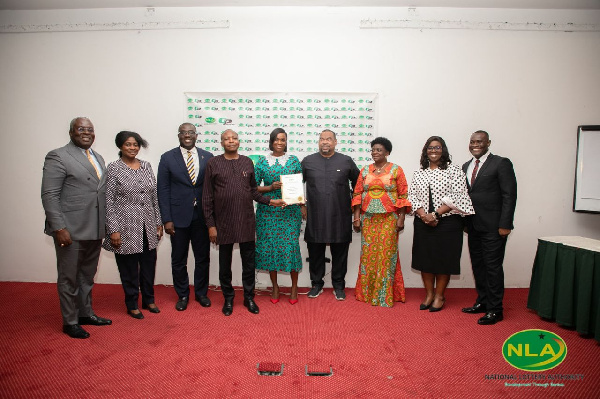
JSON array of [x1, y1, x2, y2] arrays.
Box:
[[205, 117, 216, 124], [502, 330, 567, 372]]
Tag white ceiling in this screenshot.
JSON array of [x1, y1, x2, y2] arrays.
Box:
[[1, 0, 599, 11]]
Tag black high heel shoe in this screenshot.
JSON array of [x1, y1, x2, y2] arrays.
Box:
[[127, 309, 144, 319], [429, 299, 446, 312], [419, 299, 433, 310], [142, 303, 160, 314]]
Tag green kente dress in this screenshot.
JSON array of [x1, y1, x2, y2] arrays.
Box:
[[255, 154, 303, 272]]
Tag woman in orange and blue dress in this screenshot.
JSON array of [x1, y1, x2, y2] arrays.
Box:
[[352, 137, 411, 307]]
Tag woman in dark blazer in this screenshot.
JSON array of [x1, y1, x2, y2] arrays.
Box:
[[103, 131, 163, 319]]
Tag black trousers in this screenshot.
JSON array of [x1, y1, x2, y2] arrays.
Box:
[[307, 242, 350, 290], [467, 228, 507, 313], [170, 206, 210, 299], [114, 230, 157, 311], [218, 241, 256, 301]]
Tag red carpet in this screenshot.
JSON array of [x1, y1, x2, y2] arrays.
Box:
[[0, 282, 598, 398]]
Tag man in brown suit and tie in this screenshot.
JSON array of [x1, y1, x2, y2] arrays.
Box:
[[42, 117, 112, 339]]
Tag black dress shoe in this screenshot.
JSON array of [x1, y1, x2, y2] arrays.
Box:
[[243, 298, 260, 314], [127, 309, 144, 319], [196, 296, 211, 308], [63, 324, 90, 339], [175, 297, 189, 311], [222, 299, 233, 316], [478, 311, 504, 325], [462, 303, 487, 314], [419, 301, 432, 310], [78, 315, 112, 326], [142, 303, 160, 313]]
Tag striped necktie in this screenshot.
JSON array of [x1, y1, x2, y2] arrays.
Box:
[[187, 150, 196, 184], [86, 149, 101, 179]]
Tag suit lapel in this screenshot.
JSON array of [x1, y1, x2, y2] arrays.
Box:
[[174, 148, 194, 186], [464, 160, 473, 190], [95, 151, 107, 188], [66, 142, 100, 182], [195, 147, 207, 186], [471, 153, 494, 190]]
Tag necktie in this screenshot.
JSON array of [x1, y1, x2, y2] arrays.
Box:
[[86, 149, 101, 179], [187, 151, 196, 184], [470, 159, 480, 186]]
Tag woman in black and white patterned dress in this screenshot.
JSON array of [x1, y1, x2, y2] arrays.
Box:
[[103, 131, 163, 319], [408, 136, 474, 312]]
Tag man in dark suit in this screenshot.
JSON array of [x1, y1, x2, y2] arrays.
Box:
[[462, 130, 517, 325], [42, 117, 113, 339], [157, 123, 213, 311]]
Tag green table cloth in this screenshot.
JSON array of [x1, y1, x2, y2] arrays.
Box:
[[527, 236, 600, 343]]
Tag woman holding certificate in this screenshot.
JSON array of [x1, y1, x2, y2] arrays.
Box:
[[352, 137, 411, 307], [255, 128, 306, 304]]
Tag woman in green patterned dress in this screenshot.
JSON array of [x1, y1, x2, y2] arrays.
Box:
[[255, 128, 306, 304]]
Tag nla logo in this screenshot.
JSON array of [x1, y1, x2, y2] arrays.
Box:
[[502, 330, 567, 372]]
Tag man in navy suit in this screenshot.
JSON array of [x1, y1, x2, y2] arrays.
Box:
[[158, 123, 213, 311], [462, 130, 517, 325]]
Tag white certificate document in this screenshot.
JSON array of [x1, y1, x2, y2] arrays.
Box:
[[280, 173, 305, 204]]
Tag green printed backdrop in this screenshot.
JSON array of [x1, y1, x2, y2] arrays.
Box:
[[184, 92, 378, 169]]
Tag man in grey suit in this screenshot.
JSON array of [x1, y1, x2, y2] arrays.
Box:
[[42, 117, 112, 339]]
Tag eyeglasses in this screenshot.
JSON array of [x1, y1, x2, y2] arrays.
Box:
[[76, 127, 94, 133], [178, 130, 197, 136], [427, 146, 442, 151]]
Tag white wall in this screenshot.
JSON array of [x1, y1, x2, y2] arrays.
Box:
[[1, 6, 599, 291]]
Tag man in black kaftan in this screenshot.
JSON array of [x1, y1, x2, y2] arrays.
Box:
[[301, 130, 360, 300]]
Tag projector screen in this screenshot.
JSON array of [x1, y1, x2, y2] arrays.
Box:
[[574, 125, 600, 213]]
